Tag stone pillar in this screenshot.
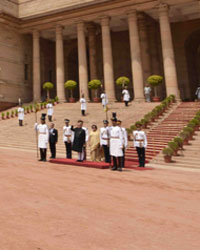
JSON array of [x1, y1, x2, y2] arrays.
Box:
[[159, 4, 180, 98], [88, 22, 98, 80], [128, 11, 144, 101], [101, 17, 116, 101], [56, 26, 66, 102], [77, 21, 89, 100], [33, 30, 41, 102], [138, 13, 152, 83]]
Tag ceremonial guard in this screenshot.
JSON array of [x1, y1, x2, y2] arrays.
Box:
[[80, 94, 87, 116], [18, 103, 24, 126], [63, 119, 73, 159], [122, 86, 130, 106], [110, 116, 123, 171], [49, 123, 58, 159], [100, 120, 111, 163], [144, 84, 152, 102], [100, 91, 108, 108], [35, 114, 49, 162], [195, 85, 200, 101], [71, 120, 86, 162], [133, 123, 147, 167], [46, 100, 54, 122], [117, 120, 128, 168]]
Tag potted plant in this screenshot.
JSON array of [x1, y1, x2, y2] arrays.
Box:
[[182, 126, 194, 139], [162, 147, 173, 163], [179, 131, 190, 145], [173, 137, 184, 150], [168, 141, 179, 156], [11, 110, 14, 118], [1, 112, 5, 120], [116, 76, 130, 101], [88, 79, 102, 102], [54, 96, 59, 104], [169, 94, 176, 103], [15, 109, 18, 117], [64, 80, 77, 103], [40, 103, 44, 110], [141, 118, 149, 129], [43, 82, 54, 99], [26, 106, 30, 114], [6, 111, 10, 119], [126, 128, 132, 141], [130, 124, 137, 131], [147, 75, 163, 102], [29, 104, 33, 112]]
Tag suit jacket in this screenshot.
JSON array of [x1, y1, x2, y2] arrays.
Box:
[[49, 128, 58, 144], [72, 127, 86, 152]]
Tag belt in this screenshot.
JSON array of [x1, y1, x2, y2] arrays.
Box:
[[135, 139, 144, 141], [110, 136, 119, 139], [65, 135, 71, 137], [39, 132, 46, 135], [102, 138, 109, 140]]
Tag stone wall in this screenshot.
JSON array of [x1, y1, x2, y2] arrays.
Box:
[[0, 0, 18, 17], [0, 24, 32, 103]]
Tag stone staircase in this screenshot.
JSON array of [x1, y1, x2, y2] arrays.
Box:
[[126, 102, 200, 169], [0, 101, 157, 159]]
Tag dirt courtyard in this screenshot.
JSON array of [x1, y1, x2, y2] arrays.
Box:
[[0, 148, 200, 250]]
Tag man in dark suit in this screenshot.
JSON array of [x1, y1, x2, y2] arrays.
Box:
[[49, 123, 58, 159]]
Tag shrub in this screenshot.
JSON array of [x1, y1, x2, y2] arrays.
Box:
[[88, 79, 102, 98], [173, 137, 183, 148], [147, 75, 163, 97], [126, 128, 132, 135], [182, 127, 193, 134], [54, 96, 59, 102], [11, 110, 14, 117], [29, 104, 33, 111], [43, 82, 54, 99], [130, 125, 137, 131], [116, 76, 130, 87], [1, 112, 5, 119], [162, 147, 173, 156], [6, 111, 10, 117], [65, 80, 77, 98], [15, 109, 18, 116], [179, 131, 190, 140], [168, 141, 179, 151]]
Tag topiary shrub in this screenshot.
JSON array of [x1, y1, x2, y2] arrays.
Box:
[[147, 75, 163, 97], [43, 82, 54, 99], [173, 137, 183, 149], [88, 79, 101, 98], [162, 147, 173, 156], [64, 80, 77, 98], [116, 76, 130, 87]]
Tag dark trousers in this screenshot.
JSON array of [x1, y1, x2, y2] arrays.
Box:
[[122, 148, 125, 168], [136, 147, 145, 167], [19, 120, 23, 126], [103, 145, 111, 163], [81, 110, 85, 116], [49, 142, 56, 158], [65, 142, 72, 158], [124, 101, 129, 107], [113, 156, 122, 169], [48, 115, 52, 122], [40, 148, 47, 161]]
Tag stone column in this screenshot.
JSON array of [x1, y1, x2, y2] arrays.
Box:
[[159, 4, 180, 98], [138, 13, 152, 83], [101, 17, 116, 101], [56, 26, 66, 102], [77, 21, 89, 100], [88, 22, 98, 80], [33, 30, 41, 102], [128, 11, 144, 101]]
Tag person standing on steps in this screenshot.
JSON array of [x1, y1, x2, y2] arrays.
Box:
[[63, 119, 73, 159], [18, 103, 24, 126], [122, 86, 130, 107], [100, 120, 111, 164], [133, 123, 147, 167], [110, 117, 123, 171], [195, 84, 200, 101], [46, 100, 54, 122], [80, 94, 87, 116], [71, 120, 86, 162], [117, 120, 128, 168], [100, 90, 108, 108], [144, 83, 152, 102], [49, 123, 58, 159], [34, 114, 49, 162]]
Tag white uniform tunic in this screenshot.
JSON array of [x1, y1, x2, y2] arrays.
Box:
[[110, 126, 123, 157], [195, 87, 200, 99], [133, 130, 147, 148], [35, 123, 49, 149], [100, 93, 108, 106], [18, 107, 24, 120], [46, 103, 53, 116], [121, 127, 128, 148], [100, 127, 110, 146], [80, 98, 87, 110], [63, 125, 74, 143], [122, 89, 130, 102]]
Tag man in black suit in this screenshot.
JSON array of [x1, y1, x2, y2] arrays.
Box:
[[49, 123, 58, 159]]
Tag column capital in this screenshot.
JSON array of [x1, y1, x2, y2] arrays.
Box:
[[101, 16, 110, 27], [33, 30, 40, 39], [127, 10, 137, 21], [158, 3, 169, 17], [56, 25, 64, 34], [77, 21, 85, 31]]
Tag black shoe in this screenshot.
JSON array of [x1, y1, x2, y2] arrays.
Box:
[[43, 159, 47, 162], [77, 160, 83, 162], [111, 167, 117, 171], [118, 168, 122, 172], [38, 159, 43, 161]]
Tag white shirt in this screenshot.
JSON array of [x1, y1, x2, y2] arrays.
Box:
[[196, 87, 200, 99], [133, 130, 147, 148], [46, 103, 53, 116], [34, 123, 49, 148], [122, 89, 130, 102], [82, 127, 89, 142], [144, 87, 151, 95], [100, 93, 108, 106], [18, 107, 24, 120], [80, 98, 87, 110], [100, 127, 110, 146], [120, 127, 128, 148], [63, 125, 74, 142]]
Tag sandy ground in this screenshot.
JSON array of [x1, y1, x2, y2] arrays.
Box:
[[0, 148, 200, 250]]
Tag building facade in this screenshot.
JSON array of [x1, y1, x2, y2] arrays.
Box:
[[0, 0, 200, 103]]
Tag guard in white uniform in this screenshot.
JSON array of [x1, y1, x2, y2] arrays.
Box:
[[100, 91, 108, 108], [117, 120, 128, 168], [110, 118, 123, 171], [100, 120, 111, 163], [195, 85, 200, 101], [35, 114, 49, 161], [144, 84, 151, 102], [122, 87, 130, 107], [46, 101, 54, 122], [18, 104, 24, 126], [80, 94, 87, 116], [63, 119, 74, 159], [133, 123, 147, 167]]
